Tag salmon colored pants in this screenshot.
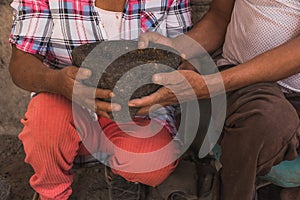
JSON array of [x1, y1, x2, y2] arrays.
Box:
[[19, 93, 178, 200]]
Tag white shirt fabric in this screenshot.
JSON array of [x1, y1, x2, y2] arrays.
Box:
[[217, 0, 300, 93], [94, 7, 123, 40]]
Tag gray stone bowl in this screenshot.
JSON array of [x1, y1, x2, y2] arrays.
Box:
[[72, 40, 181, 121]]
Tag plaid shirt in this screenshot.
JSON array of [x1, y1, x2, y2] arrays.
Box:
[[9, 0, 192, 67], [9, 0, 192, 164]]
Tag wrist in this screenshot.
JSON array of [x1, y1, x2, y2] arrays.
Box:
[[40, 68, 68, 96]]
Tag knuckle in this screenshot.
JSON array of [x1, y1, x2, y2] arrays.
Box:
[[98, 111, 105, 116], [65, 68, 74, 77], [140, 33, 147, 39], [96, 101, 111, 112], [166, 88, 174, 97], [84, 99, 93, 109], [96, 89, 110, 99]]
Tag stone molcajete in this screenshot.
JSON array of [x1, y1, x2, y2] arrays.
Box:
[[72, 40, 181, 121]]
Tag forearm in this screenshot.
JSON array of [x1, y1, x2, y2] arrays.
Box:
[[9, 46, 62, 94], [9, 46, 116, 117], [185, 11, 229, 52], [221, 36, 300, 93]]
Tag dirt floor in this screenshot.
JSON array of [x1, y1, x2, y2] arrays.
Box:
[[0, 0, 286, 199], [0, 1, 36, 198]]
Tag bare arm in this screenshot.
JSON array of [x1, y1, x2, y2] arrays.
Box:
[[220, 35, 300, 92], [9, 46, 60, 94], [183, 0, 235, 53], [138, 0, 235, 55], [9, 46, 120, 117]]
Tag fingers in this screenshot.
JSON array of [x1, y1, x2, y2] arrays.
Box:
[[72, 82, 120, 115], [94, 88, 115, 99], [138, 32, 173, 49], [94, 88, 119, 112], [97, 111, 111, 119], [134, 102, 174, 116], [129, 95, 157, 107], [129, 87, 176, 107], [129, 71, 187, 107], [85, 88, 120, 111], [128, 90, 162, 107], [94, 100, 121, 113], [138, 33, 151, 49], [152, 71, 184, 85], [74, 82, 115, 100], [178, 60, 197, 71], [138, 32, 160, 49], [134, 106, 152, 116], [87, 98, 120, 112]]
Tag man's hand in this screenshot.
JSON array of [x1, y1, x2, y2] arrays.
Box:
[[56, 66, 121, 118], [138, 32, 175, 49], [129, 70, 209, 115]]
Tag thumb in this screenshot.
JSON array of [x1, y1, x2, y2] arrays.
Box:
[[138, 32, 172, 49], [138, 33, 150, 49], [152, 71, 181, 85]]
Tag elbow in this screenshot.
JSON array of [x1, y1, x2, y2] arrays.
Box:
[[8, 53, 24, 89], [9, 62, 21, 88], [9, 45, 26, 88]]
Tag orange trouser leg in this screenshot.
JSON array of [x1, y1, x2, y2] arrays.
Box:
[[19, 93, 89, 200], [19, 93, 178, 199], [99, 117, 179, 187]]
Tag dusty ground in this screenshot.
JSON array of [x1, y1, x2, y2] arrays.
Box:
[[0, 0, 284, 199], [0, 0, 36, 199]]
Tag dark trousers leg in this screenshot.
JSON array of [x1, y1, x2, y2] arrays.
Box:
[[219, 83, 300, 200]]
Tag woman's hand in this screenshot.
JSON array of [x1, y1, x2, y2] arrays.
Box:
[[55, 66, 121, 118], [9, 46, 120, 118]]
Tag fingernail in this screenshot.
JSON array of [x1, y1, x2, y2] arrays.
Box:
[[82, 69, 91, 76], [181, 53, 186, 59], [110, 92, 115, 98], [152, 74, 160, 83], [113, 104, 121, 111], [128, 102, 135, 106]]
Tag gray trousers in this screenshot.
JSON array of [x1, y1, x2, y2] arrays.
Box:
[[219, 82, 300, 200]]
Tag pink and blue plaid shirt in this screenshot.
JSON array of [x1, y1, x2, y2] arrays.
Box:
[[9, 0, 192, 150]]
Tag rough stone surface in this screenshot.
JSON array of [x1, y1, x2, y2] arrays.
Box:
[[72, 40, 181, 120]]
